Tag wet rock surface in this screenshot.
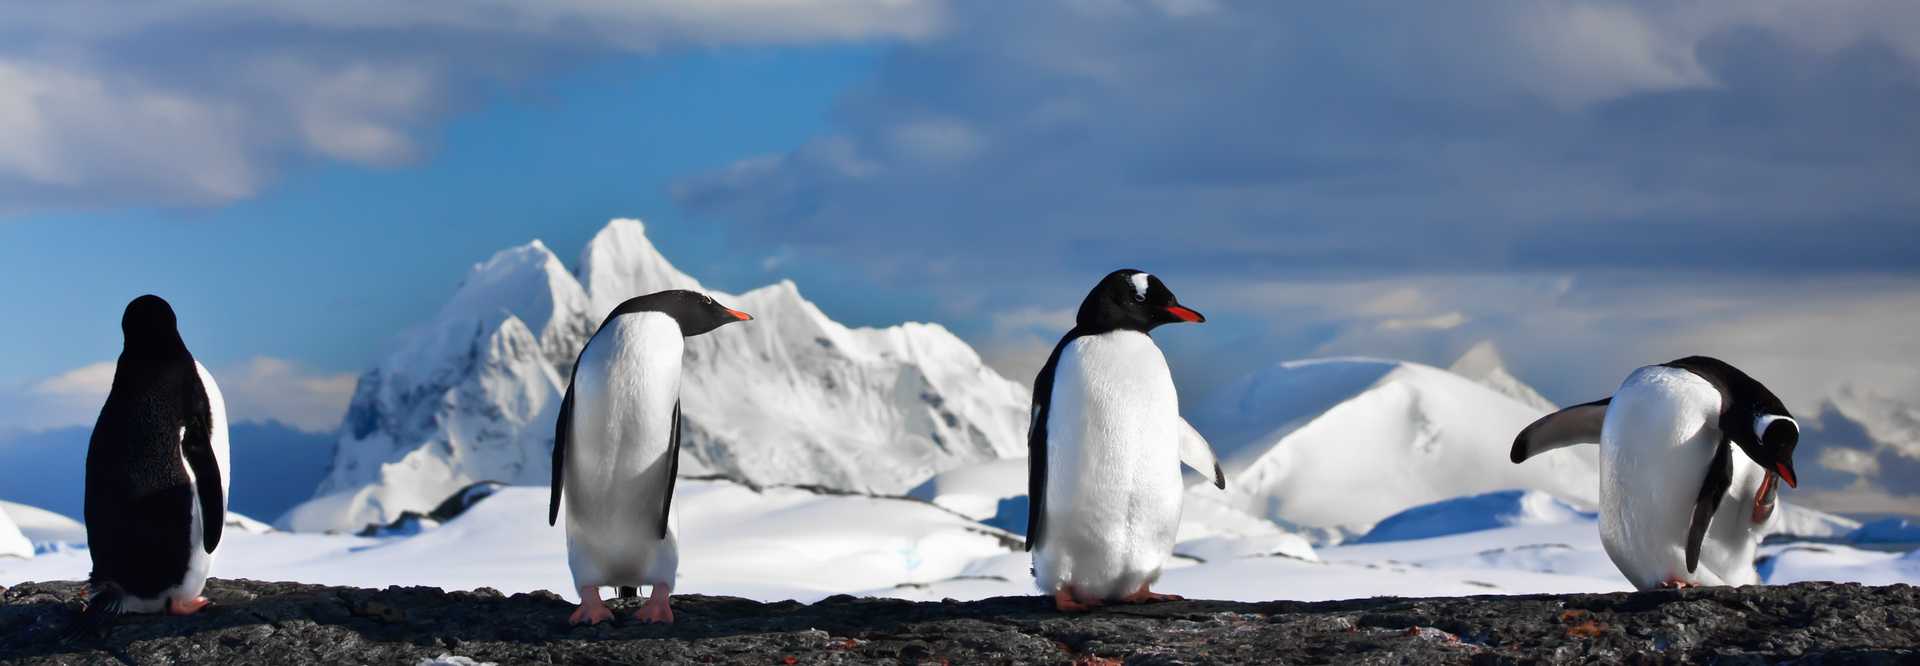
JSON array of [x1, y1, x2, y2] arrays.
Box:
[[2, 579, 1916, 664]]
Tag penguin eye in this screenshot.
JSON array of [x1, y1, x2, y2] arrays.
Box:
[[1132, 291, 1147, 303]]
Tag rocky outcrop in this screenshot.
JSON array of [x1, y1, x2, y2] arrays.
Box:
[[3, 580, 1916, 664]]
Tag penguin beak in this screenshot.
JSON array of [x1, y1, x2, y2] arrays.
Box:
[[1164, 305, 1205, 323], [1774, 461, 1798, 489], [726, 308, 753, 321]]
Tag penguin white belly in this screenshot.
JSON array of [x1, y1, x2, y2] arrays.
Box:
[[127, 362, 231, 613], [564, 314, 683, 590], [1599, 366, 1765, 589], [1034, 332, 1184, 601]]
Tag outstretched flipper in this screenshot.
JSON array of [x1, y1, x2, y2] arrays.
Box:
[[181, 378, 224, 553], [549, 380, 574, 526], [1179, 419, 1226, 490], [1686, 440, 1735, 573], [1510, 397, 1611, 464], [657, 401, 681, 540]]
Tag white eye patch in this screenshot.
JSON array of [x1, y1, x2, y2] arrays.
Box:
[[1129, 273, 1151, 301], [1755, 414, 1797, 441]]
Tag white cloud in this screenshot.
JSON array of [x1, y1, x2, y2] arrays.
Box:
[[216, 357, 359, 432], [30, 361, 117, 398], [2, 357, 355, 433], [1376, 311, 1468, 332], [1820, 447, 1882, 477], [0, 0, 945, 210]]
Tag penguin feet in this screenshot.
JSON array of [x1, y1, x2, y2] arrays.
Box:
[[634, 599, 674, 624], [1120, 585, 1183, 604], [1657, 578, 1697, 590], [569, 586, 614, 625], [634, 584, 674, 624], [569, 602, 614, 626], [166, 596, 211, 616], [1052, 588, 1099, 613]]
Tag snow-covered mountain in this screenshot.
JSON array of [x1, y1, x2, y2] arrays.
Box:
[[1448, 341, 1557, 413], [1191, 357, 1600, 533], [286, 219, 1029, 532], [0, 508, 30, 559]]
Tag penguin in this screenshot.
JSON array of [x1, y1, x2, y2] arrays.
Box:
[[548, 289, 751, 625], [1026, 269, 1226, 612], [80, 295, 230, 624], [1510, 356, 1798, 590]]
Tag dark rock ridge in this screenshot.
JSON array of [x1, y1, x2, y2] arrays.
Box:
[[2, 580, 1916, 664]]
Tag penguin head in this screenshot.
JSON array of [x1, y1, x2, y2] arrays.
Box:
[[1750, 412, 1800, 488], [1076, 269, 1205, 333], [120, 294, 187, 356], [622, 289, 753, 337]]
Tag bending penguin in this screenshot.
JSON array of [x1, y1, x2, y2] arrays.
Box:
[[1027, 269, 1226, 612], [549, 289, 752, 625], [1511, 356, 1798, 590], [82, 295, 230, 624]]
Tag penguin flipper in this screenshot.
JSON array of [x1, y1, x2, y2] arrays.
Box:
[[1025, 332, 1080, 553], [1510, 397, 1611, 463], [549, 380, 574, 527], [1686, 440, 1735, 573], [181, 378, 224, 553], [1179, 418, 1226, 490], [657, 400, 681, 541]]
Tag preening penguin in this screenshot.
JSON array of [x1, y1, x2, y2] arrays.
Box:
[[1027, 270, 1225, 612], [81, 295, 230, 624], [549, 289, 752, 625], [1511, 356, 1798, 590]]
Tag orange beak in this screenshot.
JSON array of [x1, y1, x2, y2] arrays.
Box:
[[1774, 463, 1797, 488], [1165, 305, 1205, 323], [727, 308, 753, 321]]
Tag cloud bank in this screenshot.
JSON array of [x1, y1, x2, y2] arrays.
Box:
[[0, 0, 944, 211]]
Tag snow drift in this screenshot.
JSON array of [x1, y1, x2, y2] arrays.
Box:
[[1355, 490, 1593, 544], [0, 508, 30, 559], [1191, 357, 1600, 533]]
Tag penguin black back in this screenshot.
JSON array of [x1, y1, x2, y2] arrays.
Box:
[[84, 295, 224, 604]]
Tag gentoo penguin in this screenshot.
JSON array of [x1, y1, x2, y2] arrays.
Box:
[[81, 295, 230, 624], [1511, 356, 1798, 590], [1027, 269, 1226, 612], [548, 289, 751, 625]]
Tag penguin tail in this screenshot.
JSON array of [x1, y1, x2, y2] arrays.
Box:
[[64, 579, 125, 641], [618, 586, 638, 599]]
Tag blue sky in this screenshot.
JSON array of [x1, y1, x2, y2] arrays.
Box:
[[3, 2, 1919, 512]]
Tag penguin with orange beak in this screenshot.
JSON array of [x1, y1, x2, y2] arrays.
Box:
[[549, 290, 752, 625], [1026, 270, 1225, 612], [1511, 355, 1799, 590]]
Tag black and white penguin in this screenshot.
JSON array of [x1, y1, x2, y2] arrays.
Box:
[[548, 289, 751, 625], [1511, 356, 1798, 590], [1026, 269, 1225, 612], [81, 295, 230, 622]]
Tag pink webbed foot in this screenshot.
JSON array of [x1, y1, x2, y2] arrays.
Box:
[[1120, 584, 1183, 604], [1657, 578, 1697, 590], [569, 586, 614, 625], [1053, 588, 1099, 613], [634, 585, 674, 624], [167, 596, 211, 616], [569, 603, 614, 625]]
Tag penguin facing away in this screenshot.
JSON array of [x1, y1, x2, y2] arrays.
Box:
[[1027, 269, 1226, 612], [549, 289, 752, 625], [81, 295, 230, 625], [1511, 356, 1798, 590]]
